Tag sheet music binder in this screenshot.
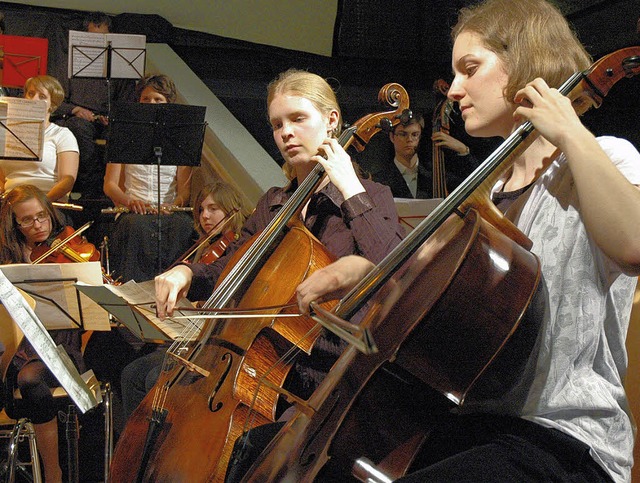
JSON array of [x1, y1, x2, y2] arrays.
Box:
[[0, 270, 100, 413]]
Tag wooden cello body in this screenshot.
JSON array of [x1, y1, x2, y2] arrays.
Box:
[[110, 223, 335, 483], [108, 83, 411, 483], [244, 208, 543, 482], [241, 47, 640, 482]]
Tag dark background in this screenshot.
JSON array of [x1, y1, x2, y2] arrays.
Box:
[[1, 0, 639, 166]]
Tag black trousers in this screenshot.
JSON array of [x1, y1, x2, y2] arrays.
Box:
[[398, 413, 613, 483]]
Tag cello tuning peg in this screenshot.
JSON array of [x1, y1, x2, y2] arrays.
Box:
[[397, 109, 413, 125], [377, 117, 393, 133]]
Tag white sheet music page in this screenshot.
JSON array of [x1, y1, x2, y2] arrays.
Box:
[[107, 33, 146, 79], [68, 30, 107, 78], [0, 269, 99, 412], [0, 97, 46, 160]]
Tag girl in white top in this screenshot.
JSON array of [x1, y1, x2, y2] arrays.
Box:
[[103, 74, 195, 282], [0, 75, 79, 201]]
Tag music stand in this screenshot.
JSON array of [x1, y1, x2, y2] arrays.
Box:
[[0, 34, 48, 89], [105, 102, 207, 275], [68, 30, 145, 120], [0, 269, 101, 413]]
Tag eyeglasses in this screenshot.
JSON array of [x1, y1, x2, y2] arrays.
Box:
[[16, 212, 50, 228], [394, 131, 421, 140]]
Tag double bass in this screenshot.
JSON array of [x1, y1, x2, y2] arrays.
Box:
[[109, 84, 411, 482], [242, 47, 640, 482], [431, 79, 453, 198]]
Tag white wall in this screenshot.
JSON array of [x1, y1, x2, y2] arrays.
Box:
[[8, 0, 338, 57]]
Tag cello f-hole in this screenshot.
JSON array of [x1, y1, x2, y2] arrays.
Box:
[[209, 352, 233, 412]]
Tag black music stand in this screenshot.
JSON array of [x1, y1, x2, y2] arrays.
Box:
[[105, 102, 207, 275]]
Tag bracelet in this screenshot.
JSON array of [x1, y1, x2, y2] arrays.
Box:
[[457, 145, 470, 156]]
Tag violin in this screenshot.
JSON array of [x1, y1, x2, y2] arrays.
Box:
[[31, 222, 119, 285], [197, 230, 238, 265], [241, 47, 640, 482], [30, 224, 99, 265], [166, 210, 241, 270]]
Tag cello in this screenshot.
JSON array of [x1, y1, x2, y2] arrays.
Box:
[[108, 83, 411, 483], [241, 47, 640, 482]]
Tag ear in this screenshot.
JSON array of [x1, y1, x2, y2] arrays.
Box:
[[327, 109, 340, 135]]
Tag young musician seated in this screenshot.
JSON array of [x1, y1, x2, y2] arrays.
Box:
[[0, 76, 79, 203], [0, 184, 85, 483], [120, 179, 251, 421], [103, 74, 196, 283]]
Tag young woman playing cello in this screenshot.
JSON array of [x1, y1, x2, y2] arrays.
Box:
[[296, 0, 640, 481], [0, 184, 86, 483], [148, 69, 404, 481]]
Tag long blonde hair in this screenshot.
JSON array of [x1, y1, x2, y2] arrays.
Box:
[[267, 69, 343, 180], [452, 0, 592, 104]]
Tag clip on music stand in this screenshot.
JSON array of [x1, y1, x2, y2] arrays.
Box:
[[105, 102, 207, 275], [0, 97, 46, 161], [0, 34, 48, 89]]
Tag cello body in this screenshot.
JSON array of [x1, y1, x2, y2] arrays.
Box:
[[243, 209, 543, 482], [109, 223, 336, 483]]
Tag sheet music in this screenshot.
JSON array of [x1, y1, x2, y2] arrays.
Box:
[[394, 197, 443, 235], [69, 30, 146, 79], [0, 269, 99, 412], [107, 33, 146, 78], [0, 97, 46, 160], [76, 280, 201, 341], [68, 30, 106, 78], [0, 262, 110, 331]]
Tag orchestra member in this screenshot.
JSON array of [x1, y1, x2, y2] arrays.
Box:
[[103, 74, 196, 282], [0, 76, 79, 202], [0, 184, 85, 483], [120, 179, 251, 420], [296, 0, 640, 481]]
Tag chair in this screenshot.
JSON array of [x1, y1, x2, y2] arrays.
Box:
[[0, 291, 114, 482]]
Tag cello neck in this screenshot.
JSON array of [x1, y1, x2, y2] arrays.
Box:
[[335, 63, 613, 320], [199, 125, 359, 311]]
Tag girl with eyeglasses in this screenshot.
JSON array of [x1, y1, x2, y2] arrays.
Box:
[[0, 184, 85, 482]]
